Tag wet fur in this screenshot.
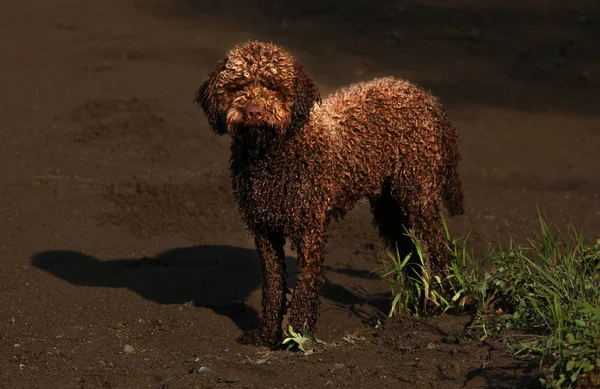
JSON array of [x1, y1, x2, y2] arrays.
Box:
[[195, 41, 464, 348]]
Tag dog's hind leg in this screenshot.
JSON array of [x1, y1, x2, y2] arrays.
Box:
[[391, 176, 451, 277], [238, 232, 287, 348], [369, 185, 417, 272]]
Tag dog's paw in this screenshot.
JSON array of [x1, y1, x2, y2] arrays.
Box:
[[237, 329, 280, 349]]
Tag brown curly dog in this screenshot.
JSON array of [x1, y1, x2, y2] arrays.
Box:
[[195, 41, 464, 348]]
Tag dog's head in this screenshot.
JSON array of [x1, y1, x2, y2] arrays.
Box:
[[195, 41, 321, 138]]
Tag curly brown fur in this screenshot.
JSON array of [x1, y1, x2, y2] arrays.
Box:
[[195, 41, 464, 348]]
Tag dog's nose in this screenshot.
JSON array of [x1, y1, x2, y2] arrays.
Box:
[[245, 105, 264, 122]]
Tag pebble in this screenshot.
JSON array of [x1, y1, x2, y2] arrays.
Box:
[[124, 344, 135, 354], [332, 363, 346, 371], [189, 366, 212, 374]]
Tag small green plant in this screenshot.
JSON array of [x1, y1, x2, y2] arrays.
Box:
[[442, 216, 491, 315], [375, 236, 422, 316], [282, 325, 319, 355]]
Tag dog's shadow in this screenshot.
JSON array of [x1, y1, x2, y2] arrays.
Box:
[[31, 245, 379, 331]]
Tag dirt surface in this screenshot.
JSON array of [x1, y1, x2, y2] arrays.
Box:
[[1, 0, 599, 388]]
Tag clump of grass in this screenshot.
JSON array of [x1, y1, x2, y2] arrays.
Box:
[[375, 217, 488, 317], [374, 237, 426, 316], [493, 214, 600, 388], [376, 211, 600, 388]]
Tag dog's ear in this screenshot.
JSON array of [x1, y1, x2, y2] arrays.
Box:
[[289, 61, 321, 134], [194, 59, 228, 135]]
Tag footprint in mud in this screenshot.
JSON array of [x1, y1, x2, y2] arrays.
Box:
[[54, 97, 174, 162]]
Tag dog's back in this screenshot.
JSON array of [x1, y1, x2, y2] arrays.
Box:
[[307, 77, 463, 211]]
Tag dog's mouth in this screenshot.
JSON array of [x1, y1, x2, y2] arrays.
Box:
[[228, 119, 271, 135], [238, 116, 278, 132], [243, 118, 267, 127]]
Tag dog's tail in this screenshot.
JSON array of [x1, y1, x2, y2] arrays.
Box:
[[443, 165, 464, 216], [438, 114, 465, 216]]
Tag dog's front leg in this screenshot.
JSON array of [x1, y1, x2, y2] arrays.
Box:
[[288, 230, 326, 335], [238, 232, 287, 348]]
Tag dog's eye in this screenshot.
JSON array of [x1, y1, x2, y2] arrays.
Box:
[[262, 82, 279, 92]]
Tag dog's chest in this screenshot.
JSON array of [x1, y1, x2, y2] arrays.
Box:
[[231, 159, 322, 232]]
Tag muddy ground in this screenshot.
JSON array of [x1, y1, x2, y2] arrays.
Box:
[[1, 0, 599, 388]]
